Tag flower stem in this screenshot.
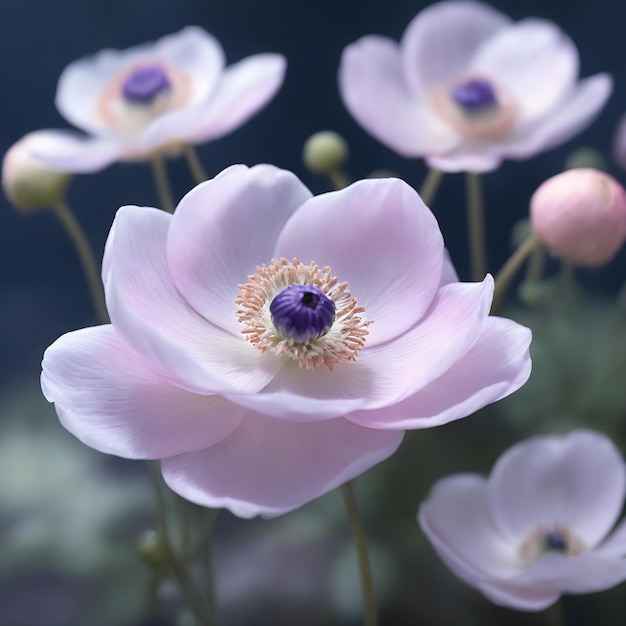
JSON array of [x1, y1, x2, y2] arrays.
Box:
[[491, 232, 541, 314], [151, 156, 175, 213], [465, 173, 488, 281], [543, 600, 565, 626], [184, 145, 208, 185], [50, 200, 109, 324], [419, 168, 444, 207], [148, 463, 216, 626], [329, 169, 350, 190], [341, 480, 378, 626]]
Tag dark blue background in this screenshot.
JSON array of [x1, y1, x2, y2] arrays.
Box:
[[1, 0, 624, 386]]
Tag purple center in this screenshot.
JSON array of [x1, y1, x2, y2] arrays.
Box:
[[270, 284, 336, 343], [122, 66, 171, 104], [542, 531, 568, 552], [450, 78, 497, 111]]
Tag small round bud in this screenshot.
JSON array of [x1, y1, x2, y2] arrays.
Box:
[[530, 168, 626, 267], [2, 132, 72, 211], [564, 147, 607, 172], [137, 529, 171, 568], [303, 131, 348, 174]]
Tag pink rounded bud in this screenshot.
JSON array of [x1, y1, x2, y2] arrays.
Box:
[[530, 168, 626, 267]]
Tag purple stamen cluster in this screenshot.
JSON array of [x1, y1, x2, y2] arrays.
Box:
[[542, 530, 568, 552], [270, 283, 336, 343], [450, 78, 497, 111], [122, 66, 171, 104]]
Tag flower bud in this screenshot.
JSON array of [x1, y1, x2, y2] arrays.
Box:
[[137, 529, 171, 568], [530, 168, 626, 267], [2, 132, 72, 211], [302, 131, 348, 174]]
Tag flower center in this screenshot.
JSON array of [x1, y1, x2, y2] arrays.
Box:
[[450, 78, 498, 113], [236, 258, 370, 370], [122, 65, 171, 104], [518, 524, 585, 566], [270, 283, 336, 343]]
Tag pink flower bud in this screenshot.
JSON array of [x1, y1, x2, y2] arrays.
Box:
[[530, 168, 626, 267]]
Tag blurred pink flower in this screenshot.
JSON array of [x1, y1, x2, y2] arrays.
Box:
[[41, 164, 531, 518], [419, 430, 626, 610], [33, 27, 285, 173], [339, 1, 612, 173]]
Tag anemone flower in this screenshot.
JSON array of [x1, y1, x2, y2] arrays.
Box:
[[419, 430, 626, 610], [339, 1, 611, 172], [42, 164, 531, 518], [33, 27, 285, 172]]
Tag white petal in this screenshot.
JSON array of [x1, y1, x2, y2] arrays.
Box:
[[103, 204, 281, 394], [41, 325, 245, 459], [471, 19, 579, 127], [167, 164, 313, 335], [419, 474, 519, 582], [30, 129, 123, 173], [401, 1, 512, 93], [190, 53, 286, 143], [225, 278, 494, 422], [339, 35, 458, 156], [502, 74, 613, 159], [346, 316, 531, 429], [161, 414, 404, 518], [488, 430, 626, 548], [426, 151, 502, 173], [274, 177, 444, 345]]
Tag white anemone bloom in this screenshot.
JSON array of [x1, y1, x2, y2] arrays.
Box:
[[419, 430, 626, 610], [34, 27, 286, 172], [339, 1, 612, 173]]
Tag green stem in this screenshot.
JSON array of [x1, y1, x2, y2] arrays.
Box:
[[184, 144, 208, 185], [151, 156, 175, 213], [543, 600, 565, 626], [419, 168, 444, 207], [525, 242, 547, 283], [491, 232, 541, 315], [329, 169, 350, 190], [51, 200, 109, 324], [465, 173, 488, 281], [148, 463, 216, 626], [341, 481, 378, 626]]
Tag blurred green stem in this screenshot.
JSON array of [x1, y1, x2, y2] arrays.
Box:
[[184, 144, 208, 184], [419, 168, 443, 207], [51, 200, 109, 324], [329, 169, 350, 190], [544, 600, 565, 626], [341, 481, 378, 626], [149, 463, 216, 626], [492, 232, 541, 314], [465, 172, 487, 281], [151, 156, 175, 213]]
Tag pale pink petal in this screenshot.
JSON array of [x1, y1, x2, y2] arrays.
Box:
[[103, 204, 281, 394], [41, 325, 246, 459], [274, 177, 444, 345], [612, 113, 626, 171], [225, 278, 494, 421], [502, 74, 612, 159], [471, 19, 579, 127], [418, 474, 520, 582], [191, 53, 286, 143], [512, 552, 626, 593], [426, 151, 502, 173], [142, 54, 285, 149], [346, 317, 531, 429], [402, 1, 511, 93], [440, 249, 460, 286], [56, 27, 224, 136], [152, 26, 225, 106], [597, 518, 626, 557], [161, 413, 404, 518], [488, 430, 626, 548], [30, 129, 123, 173], [167, 164, 313, 336], [475, 581, 560, 611], [339, 35, 458, 157]]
